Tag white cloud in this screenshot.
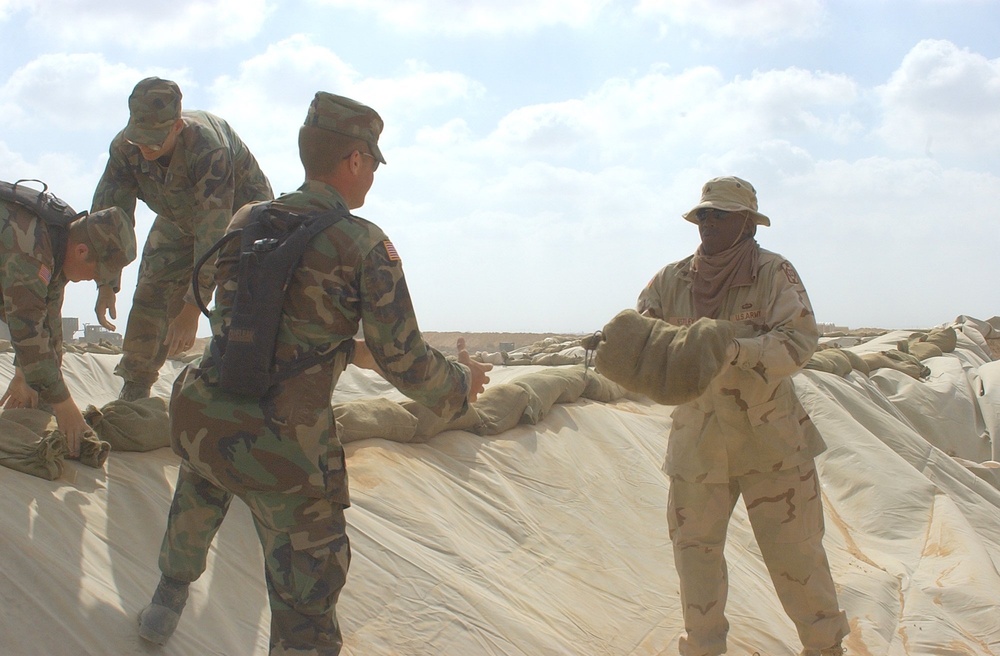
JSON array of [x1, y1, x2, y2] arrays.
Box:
[[0, 53, 183, 133], [634, 0, 826, 41], [18, 0, 269, 50], [309, 0, 611, 34], [876, 39, 1000, 157], [480, 65, 861, 167], [206, 35, 486, 193]]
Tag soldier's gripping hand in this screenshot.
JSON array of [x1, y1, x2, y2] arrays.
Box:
[[51, 397, 87, 458], [1, 367, 39, 409], [457, 337, 492, 403], [95, 284, 118, 331]]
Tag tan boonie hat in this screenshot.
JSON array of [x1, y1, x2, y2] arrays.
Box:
[[83, 207, 137, 285], [682, 176, 770, 226], [304, 91, 387, 165], [123, 77, 182, 146]]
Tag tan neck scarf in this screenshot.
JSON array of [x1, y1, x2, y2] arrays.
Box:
[[690, 237, 760, 319]]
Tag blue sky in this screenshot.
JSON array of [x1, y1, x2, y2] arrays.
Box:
[[2, 0, 998, 334]]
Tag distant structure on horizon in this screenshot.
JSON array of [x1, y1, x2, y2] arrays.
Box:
[[816, 322, 850, 335], [82, 323, 123, 347], [1, 318, 122, 347]]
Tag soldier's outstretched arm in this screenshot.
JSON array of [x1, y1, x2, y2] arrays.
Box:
[[359, 239, 471, 420]]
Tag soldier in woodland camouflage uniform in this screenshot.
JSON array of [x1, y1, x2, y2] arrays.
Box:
[[91, 77, 273, 400], [636, 177, 849, 656], [138, 92, 492, 655], [1, 197, 135, 456]]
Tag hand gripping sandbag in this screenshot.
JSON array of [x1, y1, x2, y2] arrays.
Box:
[[589, 309, 739, 405]]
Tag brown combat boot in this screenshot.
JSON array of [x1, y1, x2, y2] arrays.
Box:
[[138, 575, 189, 645]]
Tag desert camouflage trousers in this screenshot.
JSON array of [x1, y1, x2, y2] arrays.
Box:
[[115, 214, 196, 387], [159, 460, 352, 655], [667, 460, 849, 656]]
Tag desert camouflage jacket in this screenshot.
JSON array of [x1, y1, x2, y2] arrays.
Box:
[[0, 202, 69, 404], [91, 110, 272, 300], [170, 180, 471, 503], [637, 244, 826, 482]]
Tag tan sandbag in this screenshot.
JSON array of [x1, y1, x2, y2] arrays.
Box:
[[530, 352, 582, 366], [333, 397, 418, 444], [908, 341, 944, 361], [594, 309, 738, 406], [860, 350, 930, 379], [580, 371, 627, 403], [909, 326, 957, 354], [471, 383, 530, 436], [79, 433, 111, 468], [400, 400, 483, 441], [805, 349, 853, 377], [0, 414, 65, 480], [842, 349, 870, 376], [512, 367, 587, 425], [83, 397, 171, 452], [1, 408, 109, 469]]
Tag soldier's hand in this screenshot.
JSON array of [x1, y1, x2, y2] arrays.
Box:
[[95, 285, 118, 331], [51, 398, 87, 458], [164, 302, 201, 356], [1, 368, 39, 409], [457, 337, 492, 403]]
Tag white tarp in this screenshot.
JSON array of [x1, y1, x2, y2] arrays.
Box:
[[1, 318, 999, 655]]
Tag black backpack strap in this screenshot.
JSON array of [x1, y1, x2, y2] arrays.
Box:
[[192, 229, 243, 318], [211, 203, 351, 397], [1, 179, 85, 277]]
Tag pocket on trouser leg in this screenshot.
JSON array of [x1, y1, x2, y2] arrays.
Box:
[[245, 492, 351, 655], [742, 462, 824, 545]]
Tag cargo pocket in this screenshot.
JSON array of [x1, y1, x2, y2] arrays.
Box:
[[747, 390, 799, 445], [666, 403, 710, 473]]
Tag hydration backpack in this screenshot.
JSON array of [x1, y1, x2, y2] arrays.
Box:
[[0, 179, 85, 275], [193, 202, 351, 397]]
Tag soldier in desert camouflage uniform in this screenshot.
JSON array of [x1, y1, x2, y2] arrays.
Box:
[[91, 77, 273, 401], [636, 177, 849, 656], [137, 92, 491, 655], [1, 195, 135, 456]]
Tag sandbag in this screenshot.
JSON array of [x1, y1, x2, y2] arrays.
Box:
[[0, 408, 110, 475], [860, 350, 931, 379], [512, 367, 588, 425], [805, 349, 854, 377], [909, 326, 957, 354], [333, 397, 418, 444], [400, 400, 482, 441], [531, 352, 582, 366], [580, 371, 628, 403], [593, 309, 738, 405], [83, 397, 171, 452], [0, 414, 65, 480], [471, 383, 530, 436], [908, 341, 944, 361], [842, 348, 870, 376]]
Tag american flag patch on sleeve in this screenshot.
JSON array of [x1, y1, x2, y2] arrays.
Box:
[[383, 240, 400, 262], [38, 264, 51, 285]]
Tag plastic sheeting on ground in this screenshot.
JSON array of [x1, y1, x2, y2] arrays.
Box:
[[0, 317, 999, 655]]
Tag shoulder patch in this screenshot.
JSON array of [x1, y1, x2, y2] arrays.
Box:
[[382, 240, 400, 262], [780, 261, 800, 285], [38, 264, 51, 285]]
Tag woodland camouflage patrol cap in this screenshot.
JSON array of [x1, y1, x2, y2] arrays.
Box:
[[682, 176, 771, 227], [83, 207, 137, 286], [123, 77, 182, 146], [303, 92, 386, 165]]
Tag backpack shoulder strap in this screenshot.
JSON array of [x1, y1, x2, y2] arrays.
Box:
[[0, 179, 85, 275]]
